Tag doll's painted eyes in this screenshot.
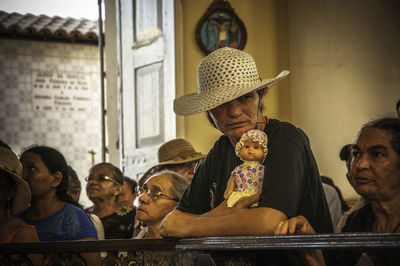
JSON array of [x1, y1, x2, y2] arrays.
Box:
[[244, 143, 261, 150]]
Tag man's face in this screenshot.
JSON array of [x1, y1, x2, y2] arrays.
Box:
[[209, 91, 260, 143], [350, 127, 400, 200]]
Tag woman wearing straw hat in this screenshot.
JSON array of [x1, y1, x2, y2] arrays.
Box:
[[160, 48, 332, 264], [0, 144, 41, 265]]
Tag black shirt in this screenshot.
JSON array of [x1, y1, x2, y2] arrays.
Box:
[[177, 119, 333, 265]]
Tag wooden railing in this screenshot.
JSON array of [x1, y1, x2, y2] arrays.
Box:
[[1, 233, 399, 265]]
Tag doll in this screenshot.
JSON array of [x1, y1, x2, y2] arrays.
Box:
[[224, 129, 268, 207]]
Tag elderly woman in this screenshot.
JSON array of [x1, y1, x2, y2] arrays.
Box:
[[86, 162, 135, 239], [18, 146, 100, 264], [135, 170, 189, 238], [275, 118, 400, 266], [160, 48, 332, 265]]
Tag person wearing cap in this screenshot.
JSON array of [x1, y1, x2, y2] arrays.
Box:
[[0, 144, 41, 265], [160, 48, 332, 264], [141, 138, 206, 183], [18, 146, 101, 264], [86, 162, 135, 239]]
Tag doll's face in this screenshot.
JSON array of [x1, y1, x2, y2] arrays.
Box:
[[240, 140, 264, 162]]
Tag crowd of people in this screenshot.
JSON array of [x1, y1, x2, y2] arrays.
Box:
[[1, 47, 399, 265]]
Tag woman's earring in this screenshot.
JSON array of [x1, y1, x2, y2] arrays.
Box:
[[7, 198, 11, 217]]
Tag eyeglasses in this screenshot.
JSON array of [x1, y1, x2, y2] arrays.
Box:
[[137, 187, 178, 202], [85, 174, 121, 185]]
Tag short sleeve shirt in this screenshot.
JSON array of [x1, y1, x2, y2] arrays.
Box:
[[177, 118, 333, 234], [18, 203, 97, 241]]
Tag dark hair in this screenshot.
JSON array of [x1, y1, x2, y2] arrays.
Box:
[[124, 176, 137, 194], [396, 99, 400, 116], [339, 144, 352, 161], [206, 88, 268, 128], [90, 162, 124, 185], [321, 175, 350, 212], [0, 139, 11, 150], [339, 144, 352, 171], [68, 165, 81, 190], [361, 118, 400, 157], [22, 146, 79, 207], [0, 169, 17, 210]]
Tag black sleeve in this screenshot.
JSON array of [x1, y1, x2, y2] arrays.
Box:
[[258, 136, 304, 218], [176, 146, 215, 214]]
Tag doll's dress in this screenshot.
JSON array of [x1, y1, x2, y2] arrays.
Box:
[[227, 160, 264, 207]]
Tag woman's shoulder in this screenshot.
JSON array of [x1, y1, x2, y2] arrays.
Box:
[[12, 223, 39, 243], [266, 118, 310, 145], [61, 203, 92, 223], [4, 217, 39, 243], [343, 202, 373, 232], [209, 135, 232, 154], [267, 118, 303, 135]]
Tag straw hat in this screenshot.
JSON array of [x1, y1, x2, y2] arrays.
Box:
[[141, 139, 206, 182], [0, 147, 31, 215], [174, 47, 289, 116]]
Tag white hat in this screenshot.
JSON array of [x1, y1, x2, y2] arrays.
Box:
[[0, 147, 31, 215], [174, 47, 289, 116]]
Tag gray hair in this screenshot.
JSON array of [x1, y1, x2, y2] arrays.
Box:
[[158, 170, 190, 201]]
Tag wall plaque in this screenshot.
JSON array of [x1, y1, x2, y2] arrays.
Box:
[[32, 70, 93, 112]]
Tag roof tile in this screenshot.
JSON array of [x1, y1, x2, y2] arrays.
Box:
[[0, 11, 99, 43]]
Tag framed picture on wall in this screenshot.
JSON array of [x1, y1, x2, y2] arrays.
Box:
[[195, 0, 247, 55]]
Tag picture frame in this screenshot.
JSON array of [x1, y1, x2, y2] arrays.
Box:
[[195, 0, 247, 55]]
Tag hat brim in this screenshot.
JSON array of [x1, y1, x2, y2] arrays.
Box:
[[0, 166, 31, 215], [174, 70, 289, 116], [140, 152, 206, 182]]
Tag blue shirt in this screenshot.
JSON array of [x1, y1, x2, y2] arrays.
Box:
[[19, 203, 97, 241]]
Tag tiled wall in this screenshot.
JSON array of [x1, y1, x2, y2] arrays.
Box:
[[0, 38, 102, 208]]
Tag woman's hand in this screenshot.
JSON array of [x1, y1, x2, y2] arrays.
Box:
[[274, 215, 316, 235], [274, 216, 325, 266], [160, 191, 262, 238], [159, 209, 195, 238], [206, 191, 262, 217]]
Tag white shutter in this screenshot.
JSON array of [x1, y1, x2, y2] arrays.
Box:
[[118, 0, 176, 180]]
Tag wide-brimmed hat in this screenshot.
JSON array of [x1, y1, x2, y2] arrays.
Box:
[[0, 147, 31, 215], [174, 47, 289, 116], [140, 139, 206, 183]]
